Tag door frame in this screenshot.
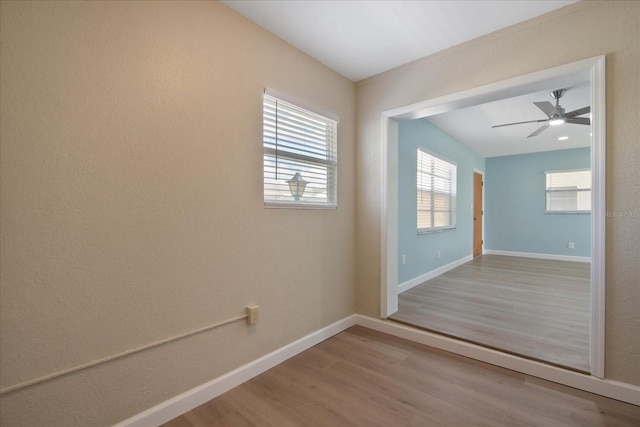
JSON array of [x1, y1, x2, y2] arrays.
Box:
[[380, 55, 606, 378]]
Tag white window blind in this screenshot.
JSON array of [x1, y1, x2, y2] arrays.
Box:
[[263, 94, 337, 208], [545, 169, 591, 212], [417, 149, 457, 233]]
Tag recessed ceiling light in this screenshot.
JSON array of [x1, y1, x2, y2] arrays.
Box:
[[558, 136, 569, 141]]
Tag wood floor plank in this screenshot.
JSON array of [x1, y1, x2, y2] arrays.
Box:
[[162, 326, 640, 427], [323, 354, 508, 425], [390, 255, 591, 371]]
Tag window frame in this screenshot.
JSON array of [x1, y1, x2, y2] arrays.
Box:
[[262, 93, 338, 209], [416, 148, 457, 234], [545, 168, 591, 214]]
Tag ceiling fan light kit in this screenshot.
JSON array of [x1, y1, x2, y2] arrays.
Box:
[[492, 88, 590, 137]]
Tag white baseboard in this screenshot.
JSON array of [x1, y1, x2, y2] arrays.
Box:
[[398, 254, 473, 293], [113, 315, 357, 427], [484, 249, 591, 263], [116, 313, 639, 426], [354, 315, 640, 406]]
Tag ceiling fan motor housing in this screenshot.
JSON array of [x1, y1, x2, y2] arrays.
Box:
[[552, 106, 565, 118], [550, 89, 566, 120]]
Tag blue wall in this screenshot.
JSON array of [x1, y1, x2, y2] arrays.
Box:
[[398, 119, 484, 284], [484, 148, 591, 257]]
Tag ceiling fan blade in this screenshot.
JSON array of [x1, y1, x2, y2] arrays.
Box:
[[565, 106, 590, 118], [565, 117, 590, 125], [527, 123, 549, 138], [533, 101, 555, 117], [492, 119, 547, 128]]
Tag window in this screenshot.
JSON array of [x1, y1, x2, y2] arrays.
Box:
[[263, 94, 337, 208], [545, 169, 591, 213], [417, 149, 457, 233]]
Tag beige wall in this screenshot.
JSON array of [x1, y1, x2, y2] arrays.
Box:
[[355, 0, 639, 384], [0, 1, 355, 426], [2, 0, 639, 425]]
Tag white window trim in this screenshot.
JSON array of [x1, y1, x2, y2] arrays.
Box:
[[545, 168, 591, 214], [263, 92, 338, 209], [416, 148, 457, 234]]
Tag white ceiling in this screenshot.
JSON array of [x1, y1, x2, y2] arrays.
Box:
[[222, 0, 589, 157], [427, 83, 591, 157], [221, 0, 578, 82]]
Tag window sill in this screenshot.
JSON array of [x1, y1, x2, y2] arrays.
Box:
[[265, 201, 337, 210], [418, 226, 456, 235], [545, 210, 591, 214]]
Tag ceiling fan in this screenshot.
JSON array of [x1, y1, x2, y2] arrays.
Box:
[[492, 89, 591, 138]]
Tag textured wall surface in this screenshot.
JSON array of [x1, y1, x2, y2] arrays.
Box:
[[397, 119, 484, 284], [1, 1, 639, 425], [355, 0, 639, 384], [485, 148, 591, 257], [0, 1, 355, 426]]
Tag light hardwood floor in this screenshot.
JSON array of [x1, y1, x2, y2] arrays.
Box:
[[162, 326, 639, 427], [390, 255, 590, 372]]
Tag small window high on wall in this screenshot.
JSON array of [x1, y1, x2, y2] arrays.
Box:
[[263, 94, 337, 208], [417, 149, 457, 233], [545, 169, 591, 213]]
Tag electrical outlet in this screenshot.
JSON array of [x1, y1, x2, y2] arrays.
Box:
[[437, 250, 441, 259], [246, 305, 259, 325], [568, 242, 575, 249], [402, 254, 406, 265]]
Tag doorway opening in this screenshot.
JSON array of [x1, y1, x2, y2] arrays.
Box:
[[380, 56, 605, 377]]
